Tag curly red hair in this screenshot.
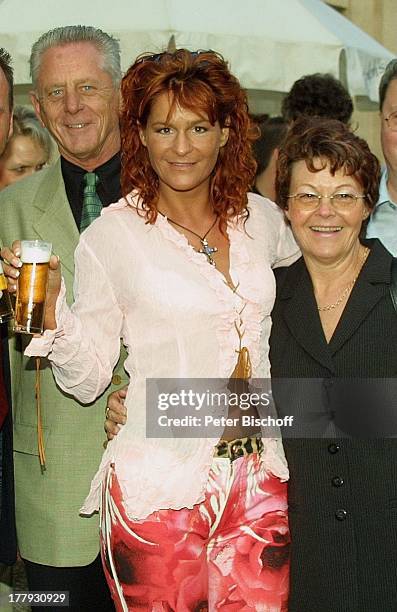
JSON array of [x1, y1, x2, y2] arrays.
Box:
[[120, 49, 256, 228]]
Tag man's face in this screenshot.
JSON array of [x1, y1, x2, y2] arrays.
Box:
[[31, 42, 120, 170], [0, 68, 12, 157], [381, 79, 397, 176]]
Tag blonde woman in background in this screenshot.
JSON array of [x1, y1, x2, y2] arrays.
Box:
[[0, 105, 53, 190]]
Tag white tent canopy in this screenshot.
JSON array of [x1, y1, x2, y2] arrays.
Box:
[[0, 0, 394, 101]]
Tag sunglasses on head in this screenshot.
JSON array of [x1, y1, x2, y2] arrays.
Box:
[[135, 49, 215, 65]]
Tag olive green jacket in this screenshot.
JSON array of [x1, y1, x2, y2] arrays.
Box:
[[0, 159, 128, 566]]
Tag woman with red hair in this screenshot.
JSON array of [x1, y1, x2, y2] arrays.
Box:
[[13, 50, 298, 610]]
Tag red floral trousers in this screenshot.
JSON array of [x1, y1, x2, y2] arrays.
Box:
[[100, 453, 290, 611]]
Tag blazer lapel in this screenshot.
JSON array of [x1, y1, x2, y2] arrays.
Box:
[[329, 241, 391, 356], [280, 259, 336, 373], [32, 159, 79, 276]]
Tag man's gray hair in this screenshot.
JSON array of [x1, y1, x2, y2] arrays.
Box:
[[379, 59, 397, 111], [30, 25, 121, 89]]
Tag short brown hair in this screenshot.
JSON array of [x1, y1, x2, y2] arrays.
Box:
[[281, 74, 353, 124], [120, 49, 256, 229], [276, 116, 380, 212]]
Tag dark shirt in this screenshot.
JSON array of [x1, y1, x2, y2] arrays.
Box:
[[251, 184, 262, 196], [61, 153, 121, 228], [0, 340, 8, 430], [0, 324, 16, 565]]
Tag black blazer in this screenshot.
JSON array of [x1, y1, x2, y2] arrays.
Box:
[[270, 240, 397, 612], [0, 322, 16, 565]]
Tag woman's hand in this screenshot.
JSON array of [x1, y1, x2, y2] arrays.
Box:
[[105, 385, 128, 440], [1, 240, 61, 330]]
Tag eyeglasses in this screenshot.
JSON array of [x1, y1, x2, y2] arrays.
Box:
[[383, 111, 397, 132], [135, 50, 214, 65], [287, 192, 367, 212]]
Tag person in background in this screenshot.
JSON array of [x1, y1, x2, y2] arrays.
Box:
[[281, 73, 353, 124], [366, 59, 397, 255], [251, 115, 287, 201], [0, 105, 53, 190], [0, 47, 16, 572], [0, 25, 128, 611], [270, 116, 397, 612]]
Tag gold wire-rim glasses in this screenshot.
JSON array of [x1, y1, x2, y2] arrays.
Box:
[[287, 192, 367, 211]]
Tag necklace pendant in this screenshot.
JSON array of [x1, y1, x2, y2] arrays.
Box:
[[199, 238, 218, 266]]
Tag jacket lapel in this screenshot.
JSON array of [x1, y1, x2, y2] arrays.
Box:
[[279, 259, 336, 373], [31, 159, 79, 276], [329, 241, 391, 356]]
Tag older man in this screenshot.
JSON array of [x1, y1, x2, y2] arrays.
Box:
[[0, 47, 16, 569], [0, 26, 127, 610], [366, 59, 397, 255]]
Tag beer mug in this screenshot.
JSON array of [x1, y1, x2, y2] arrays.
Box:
[[14, 240, 52, 334], [0, 260, 14, 323]]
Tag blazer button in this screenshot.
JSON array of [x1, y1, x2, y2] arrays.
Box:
[[111, 374, 122, 385], [328, 443, 340, 454], [331, 476, 344, 487], [335, 509, 347, 521]]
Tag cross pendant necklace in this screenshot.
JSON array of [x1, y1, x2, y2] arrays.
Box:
[[159, 211, 219, 266], [199, 237, 217, 265]]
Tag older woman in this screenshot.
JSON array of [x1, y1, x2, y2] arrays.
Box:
[[4, 50, 298, 610], [270, 116, 397, 612], [0, 105, 53, 189]]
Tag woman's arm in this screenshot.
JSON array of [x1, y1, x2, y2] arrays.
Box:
[[8, 237, 123, 404]]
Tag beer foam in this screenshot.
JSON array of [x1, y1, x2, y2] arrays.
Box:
[[20, 241, 52, 264]]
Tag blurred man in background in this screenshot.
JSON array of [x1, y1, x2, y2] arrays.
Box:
[[282, 73, 353, 124], [0, 46, 16, 571], [251, 115, 287, 201], [366, 59, 397, 255]]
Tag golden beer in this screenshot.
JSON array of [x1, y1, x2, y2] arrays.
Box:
[[0, 262, 13, 323], [14, 241, 52, 334]]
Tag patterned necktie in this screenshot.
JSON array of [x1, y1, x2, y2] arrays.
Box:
[[80, 172, 102, 232]]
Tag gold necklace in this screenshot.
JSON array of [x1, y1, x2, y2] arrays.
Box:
[[159, 211, 218, 266], [317, 247, 369, 312]]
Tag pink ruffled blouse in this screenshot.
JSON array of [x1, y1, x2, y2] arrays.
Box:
[[26, 192, 299, 520]]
